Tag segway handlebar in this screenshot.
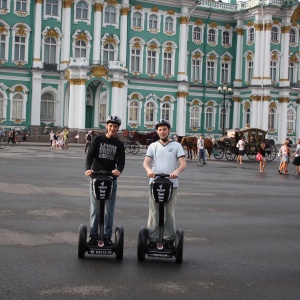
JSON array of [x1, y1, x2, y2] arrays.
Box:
[[91, 171, 114, 178], [154, 173, 170, 178]]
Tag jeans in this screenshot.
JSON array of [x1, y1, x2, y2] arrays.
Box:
[[199, 149, 205, 163], [147, 188, 177, 242], [89, 179, 117, 239]]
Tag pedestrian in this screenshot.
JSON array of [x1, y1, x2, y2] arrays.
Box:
[[258, 142, 267, 173], [50, 130, 54, 147], [197, 135, 206, 165], [7, 129, 13, 144], [22, 130, 27, 142], [279, 140, 290, 175], [291, 138, 300, 175], [63, 128, 69, 149], [236, 136, 245, 165], [143, 119, 186, 250], [84, 130, 92, 153], [85, 116, 125, 246]]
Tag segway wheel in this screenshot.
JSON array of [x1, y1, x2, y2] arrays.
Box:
[[137, 227, 148, 262], [175, 229, 184, 264], [115, 226, 124, 261], [78, 224, 87, 259]]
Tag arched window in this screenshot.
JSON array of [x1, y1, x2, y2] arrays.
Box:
[[14, 36, 26, 61], [44, 37, 56, 63], [289, 62, 295, 83], [165, 17, 173, 32], [208, 29, 215, 43], [76, 1, 88, 20], [75, 40, 87, 58], [222, 31, 229, 44], [290, 28, 296, 44], [287, 108, 294, 131], [192, 56, 201, 81], [190, 106, 200, 128], [145, 101, 155, 123], [149, 14, 158, 30], [205, 107, 213, 128], [103, 43, 115, 64], [41, 93, 55, 121], [133, 12, 142, 27], [268, 108, 276, 130], [219, 107, 228, 131], [12, 93, 23, 119], [244, 108, 251, 127], [161, 103, 170, 121], [271, 27, 278, 42], [193, 27, 201, 43], [104, 5, 116, 24], [249, 28, 254, 42], [129, 100, 139, 123]]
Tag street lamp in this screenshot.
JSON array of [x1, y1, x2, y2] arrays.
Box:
[[218, 84, 233, 137]]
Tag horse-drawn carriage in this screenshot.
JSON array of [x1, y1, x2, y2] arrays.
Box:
[[214, 128, 277, 161], [122, 130, 158, 154]]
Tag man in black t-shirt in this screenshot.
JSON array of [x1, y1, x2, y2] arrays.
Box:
[[85, 116, 125, 246]]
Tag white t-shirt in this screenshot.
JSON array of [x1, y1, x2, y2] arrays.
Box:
[[145, 140, 185, 188], [237, 140, 245, 150]]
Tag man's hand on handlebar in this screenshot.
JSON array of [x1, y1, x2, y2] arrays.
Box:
[[85, 169, 92, 177]]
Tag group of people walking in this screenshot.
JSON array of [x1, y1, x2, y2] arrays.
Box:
[[50, 128, 69, 149]]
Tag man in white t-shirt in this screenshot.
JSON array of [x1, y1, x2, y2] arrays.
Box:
[[236, 136, 245, 165], [143, 119, 186, 250]]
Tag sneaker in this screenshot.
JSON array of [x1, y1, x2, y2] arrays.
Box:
[[89, 238, 98, 246], [277, 170, 280, 173], [164, 240, 174, 250], [104, 238, 113, 246], [147, 241, 157, 249]]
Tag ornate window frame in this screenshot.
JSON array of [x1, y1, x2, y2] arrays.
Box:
[[220, 53, 232, 85], [0, 20, 10, 63], [14, 0, 30, 17], [191, 49, 203, 83], [12, 23, 31, 66], [247, 27, 255, 46], [103, 3, 120, 29], [128, 93, 143, 126], [287, 106, 296, 133], [74, 0, 91, 25], [289, 27, 298, 47], [204, 100, 217, 131], [206, 51, 218, 85], [271, 26, 280, 45], [0, 0, 11, 14], [146, 39, 160, 78], [244, 51, 254, 84], [129, 37, 145, 76], [219, 100, 231, 132], [161, 41, 177, 79], [221, 30, 232, 48], [148, 12, 160, 34], [189, 99, 202, 129], [144, 94, 159, 127], [101, 33, 120, 65], [0, 83, 8, 121], [163, 14, 176, 36], [72, 29, 92, 59], [42, 27, 62, 65], [131, 8, 144, 32], [9, 84, 29, 123], [242, 100, 251, 127], [159, 95, 175, 125], [43, 0, 61, 21]]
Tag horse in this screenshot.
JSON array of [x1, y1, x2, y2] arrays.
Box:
[[181, 136, 214, 160]]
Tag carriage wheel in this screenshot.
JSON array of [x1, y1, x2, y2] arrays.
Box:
[[129, 142, 140, 154], [213, 147, 224, 160], [266, 144, 276, 162], [247, 152, 256, 160], [225, 148, 236, 161]]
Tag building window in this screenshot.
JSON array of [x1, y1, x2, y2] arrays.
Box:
[[44, 37, 56, 63], [40, 92, 54, 121], [208, 29, 216, 43], [221, 62, 229, 84], [219, 107, 228, 130], [129, 100, 139, 123], [0, 34, 6, 60], [163, 52, 172, 76], [14, 36, 25, 61], [289, 62, 295, 83], [147, 50, 157, 74], [246, 60, 253, 82], [207, 61, 215, 82], [45, 0, 58, 16], [244, 108, 251, 127], [99, 103, 106, 123], [165, 16, 173, 32], [103, 43, 115, 64], [0, 93, 4, 118], [248, 28, 254, 42], [193, 27, 201, 43], [205, 107, 214, 128], [0, 0, 8, 9], [12, 93, 23, 119], [222, 31, 229, 44], [75, 40, 87, 58], [287, 108, 294, 131], [76, 1, 88, 20], [149, 14, 158, 30], [145, 101, 155, 124], [133, 11, 142, 27], [270, 60, 277, 82], [16, 0, 27, 11], [161, 102, 170, 121], [130, 48, 141, 73], [192, 58, 201, 82], [268, 108, 276, 130], [104, 5, 116, 24], [190, 106, 200, 128], [290, 28, 296, 44], [271, 27, 278, 42]]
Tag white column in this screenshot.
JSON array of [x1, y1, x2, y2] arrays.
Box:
[[60, 1, 72, 69], [261, 98, 270, 131], [111, 82, 121, 118], [278, 98, 288, 143], [118, 81, 128, 130], [296, 98, 300, 138], [233, 28, 243, 87], [232, 97, 240, 129], [177, 7, 189, 82], [252, 23, 262, 85], [263, 23, 272, 85], [30, 70, 43, 125], [279, 25, 290, 87], [251, 99, 258, 128], [92, 3, 103, 64], [33, 0, 43, 68], [176, 92, 188, 136], [119, 6, 130, 64]]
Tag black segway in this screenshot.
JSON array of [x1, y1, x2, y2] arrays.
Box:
[[78, 172, 124, 260], [137, 174, 184, 263]]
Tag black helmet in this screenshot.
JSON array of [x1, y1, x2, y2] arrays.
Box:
[[106, 115, 121, 126], [155, 119, 171, 129]]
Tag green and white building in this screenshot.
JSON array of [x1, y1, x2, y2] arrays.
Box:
[[0, 0, 300, 143]]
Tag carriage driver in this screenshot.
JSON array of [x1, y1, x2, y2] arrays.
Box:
[[85, 116, 125, 246], [143, 119, 186, 250]]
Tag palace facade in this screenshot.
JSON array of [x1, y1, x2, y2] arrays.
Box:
[[0, 0, 300, 143]]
